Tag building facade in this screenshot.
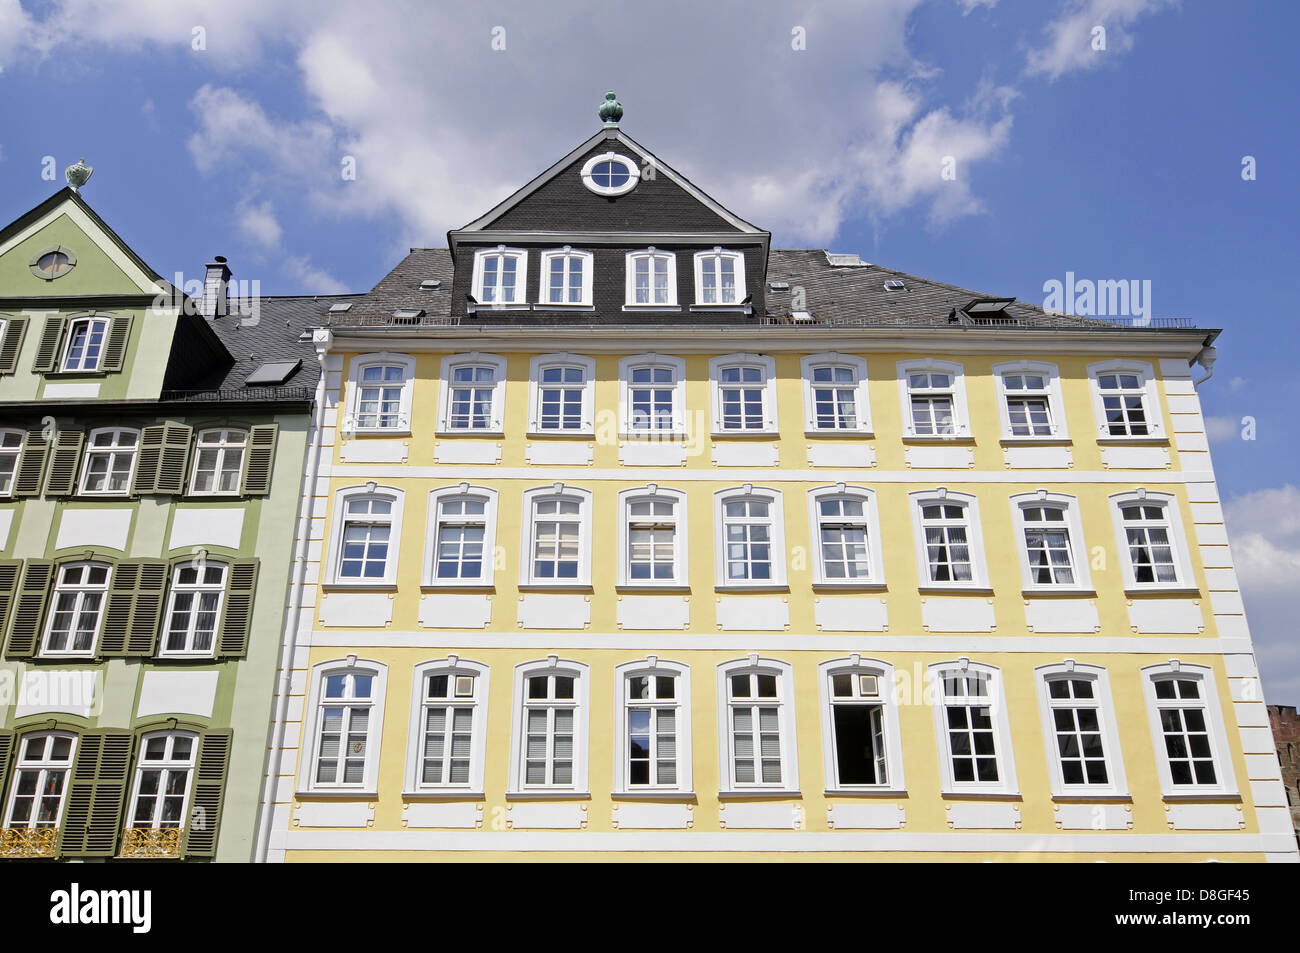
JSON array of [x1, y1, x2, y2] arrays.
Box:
[[254, 103, 1298, 863], [1268, 705, 1300, 845]]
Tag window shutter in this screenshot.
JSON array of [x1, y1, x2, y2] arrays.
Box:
[[240, 424, 278, 496], [133, 422, 192, 495], [59, 731, 134, 858], [31, 315, 66, 373], [133, 425, 165, 494], [0, 316, 29, 375], [11, 430, 49, 498], [5, 559, 55, 659], [99, 315, 133, 372], [100, 560, 167, 657], [0, 560, 20, 637], [42, 430, 85, 497], [216, 559, 259, 658], [182, 730, 231, 858], [0, 730, 13, 810]]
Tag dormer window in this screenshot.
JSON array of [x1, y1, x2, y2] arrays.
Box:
[[694, 249, 745, 306], [580, 152, 639, 196], [61, 316, 109, 372], [538, 249, 593, 307], [471, 247, 527, 306], [625, 249, 677, 308]]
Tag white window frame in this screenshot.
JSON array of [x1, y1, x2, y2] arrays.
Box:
[[624, 249, 678, 309], [41, 560, 111, 657], [508, 657, 590, 796], [326, 485, 405, 588], [1087, 359, 1164, 441], [617, 486, 689, 588], [78, 426, 140, 496], [438, 352, 507, 434], [714, 485, 787, 589], [928, 659, 1019, 796], [126, 730, 197, 830], [1109, 490, 1196, 591], [188, 427, 248, 496], [527, 353, 595, 436], [716, 657, 799, 795], [807, 484, 886, 588], [907, 489, 990, 589], [536, 248, 593, 308], [470, 246, 528, 307], [1009, 491, 1093, 592], [613, 658, 693, 796], [345, 352, 414, 435], [897, 358, 970, 439], [993, 360, 1068, 441], [159, 559, 227, 658], [800, 353, 871, 433], [580, 152, 640, 197], [693, 248, 746, 307], [1035, 661, 1129, 798], [61, 315, 110, 372], [299, 658, 389, 796], [423, 484, 498, 588], [709, 353, 777, 435], [3, 730, 77, 830], [817, 657, 906, 794], [0, 428, 24, 497], [403, 657, 490, 796], [519, 484, 593, 587], [1140, 661, 1238, 798], [618, 353, 686, 436]]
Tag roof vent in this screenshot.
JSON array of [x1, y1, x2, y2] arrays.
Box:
[[420, 279, 442, 290], [769, 281, 790, 292], [244, 359, 302, 386], [791, 310, 815, 323], [826, 252, 864, 266], [392, 308, 425, 324], [884, 279, 907, 292], [328, 302, 353, 313]]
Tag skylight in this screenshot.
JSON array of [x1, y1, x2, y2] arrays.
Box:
[[244, 359, 302, 386]]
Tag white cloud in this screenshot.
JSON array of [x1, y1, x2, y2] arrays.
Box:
[[957, 0, 998, 12], [236, 198, 283, 248], [284, 255, 347, 295], [1203, 414, 1242, 443], [1025, 0, 1177, 81]]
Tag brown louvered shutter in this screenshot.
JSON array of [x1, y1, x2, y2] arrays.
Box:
[[155, 422, 193, 495], [99, 561, 137, 656], [59, 731, 133, 857], [99, 315, 132, 372], [0, 316, 29, 375], [100, 560, 167, 657], [0, 730, 14, 805], [5, 560, 55, 659], [11, 430, 49, 498], [240, 424, 278, 496], [31, 315, 66, 373], [216, 560, 259, 658], [181, 730, 231, 858], [133, 425, 165, 494], [42, 430, 85, 497], [0, 560, 20, 636]]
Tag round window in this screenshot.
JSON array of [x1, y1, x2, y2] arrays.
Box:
[[580, 152, 639, 196], [30, 245, 77, 280]]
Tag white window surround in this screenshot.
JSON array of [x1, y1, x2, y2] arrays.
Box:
[[709, 353, 777, 435], [3, 730, 76, 830], [623, 249, 678, 309], [1034, 661, 1129, 798], [896, 358, 971, 439], [992, 359, 1069, 441], [470, 247, 528, 307], [126, 730, 197, 830], [716, 657, 799, 795], [800, 353, 872, 433], [1087, 359, 1165, 441], [1008, 491, 1093, 592], [907, 489, 990, 590], [617, 485, 689, 588], [403, 657, 490, 796], [42, 561, 110, 657], [299, 658, 389, 797], [693, 248, 747, 308], [0, 428, 23, 497], [507, 657, 591, 796], [326, 485, 405, 588], [537, 248, 594, 308], [1139, 661, 1238, 798], [817, 657, 906, 795], [527, 353, 596, 435], [519, 484, 593, 587], [613, 658, 693, 796], [188, 428, 247, 496], [159, 560, 226, 657], [928, 659, 1019, 796], [1108, 489, 1196, 591], [580, 152, 640, 197], [344, 352, 415, 435], [618, 353, 687, 436], [79, 427, 139, 496], [807, 484, 886, 588], [422, 484, 498, 587], [713, 485, 788, 590], [61, 315, 110, 372], [437, 352, 508, 434]]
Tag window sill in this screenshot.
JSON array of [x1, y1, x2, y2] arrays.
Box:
[[435, 430, 504, 439], [185, 492, 244, 500], [689, 305, 752, 314], [1051, 793, 1132, 803], [999, 437, 1072, 446], [346, 428, 411, 438], [296, 790, 377, 800], [156, 653, 218, 662], [506, 791, 591, 801], [940, 791, 1022, 801], [617, 584, 691, 594], [805, 429, 874, 438], [402, 792, 484, 801], [714, 585, 789, 594], [1096, 436, 1168, 445], [467, 303, 529, 312], [1124, 587, 1201, 597], [900, 435, 975, 444], [622, 304, 681, 312], [824, 788, 908, 798], [1161, 792, 1241, 803], [812, 581, 888, 592], [420, 583, 494, 592], [526, 430, 595, 439], [918, 585, 994, 595], [717, 790, 801, 800], [710, 430, 779, 438], [531, 304, 595, 312], [517, 584, 593, 593], [45, 370, 109, 379], [612, 791, 696, 802], [320, 583, 397, 593], [618, 431, 688, 440], [1021, 588, 1097, 598]]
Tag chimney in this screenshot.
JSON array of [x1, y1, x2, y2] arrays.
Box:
[[201, 256, 231, 319]]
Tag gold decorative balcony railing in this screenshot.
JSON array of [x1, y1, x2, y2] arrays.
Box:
[[119, 827, 181, 859], [0, 826, 58, 858]]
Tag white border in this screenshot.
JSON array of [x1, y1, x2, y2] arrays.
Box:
[[928, 659, 1019, 796], [616, 485, 689, 587], [437, 352, 508, 435], [344, 352, 415, 435], [992, 359, 1068, 441], [713, 485, 788, 589], [1034, 661, 1129, 797], [519, 483, 593, 587], [807, 484, 886, 588], [1008, 490, 1094, 592], [507, 657, 591, 795], [325, 485, 406, 588], [709, 352, 777, 435], [527, 353, 596, 435], [816, 656, 906, 794], [422, 484, 498, 587], [298, 657, 389, 797], [1086, 359, 1165, 440], [716, 656, 799, 795], [896, 358, 970, 439], [402, 656, 491, 796], [907, 488, 990, 589], [800, 353, 872, 433], [612, 657, 693, 796], [1139, 660, 1239, 798]]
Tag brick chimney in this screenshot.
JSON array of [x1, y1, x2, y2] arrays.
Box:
[[201, 256, 231, 319]]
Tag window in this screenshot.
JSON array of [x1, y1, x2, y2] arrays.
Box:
[[1035, 663, 1128, 797], [898, 359, 969, 438], [929, 661, 1018, 795], [79, 427, 138, 495], [509, 659, 590, 794], [1109, 491, 1194, 590], [346, 354, 414, 434], [42, 561, 110, 657], [0, 429, 22, 495], [614, 660, 692, 795], [302, 660, 388, 794], [404, 658, 490, 795], [625, 249, 677, 308], [189, 428, 247, 494], [709, 354, 776, 433], [801, 353, 871, 432], [1088, 360, 1163, 439], [716, 658, 798, 793], [817, 658, 905, 792], [528, 354, 595, 435], [694, 249, 746, 306], [714, 487, 787, 588], [521, 485, 592, 586], [4, 732, 76, 832], [438, 353, 507, 433], [424, 485, 498, 587], [327, 486, 404, 587], [127, 731, 197, 830], [61, 316, 109, 372], [1010, 492, 1092, 591], [808, 485, 885, 587], [619, 354, 686, 435], [538, 249, 592, 307], [1141, 662, 1237, 797], [471, 247, 527, 306], [161, 561, 226, 656], [580, 152, 639, 196], [909, 490, 989, 588], [30, 245, 76, 280], [617, 487, 688, 587], [993, 361, 1067, 440]]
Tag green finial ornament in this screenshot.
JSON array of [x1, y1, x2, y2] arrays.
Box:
[[599, 91, 623, 128], [65, 158, 93, 191]]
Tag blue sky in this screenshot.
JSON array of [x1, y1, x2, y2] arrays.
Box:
[[2, 0, 1297, 697]]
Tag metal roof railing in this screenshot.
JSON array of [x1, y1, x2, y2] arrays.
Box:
[[325, 313, 463, 328], [160, 387, 315, 402]]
